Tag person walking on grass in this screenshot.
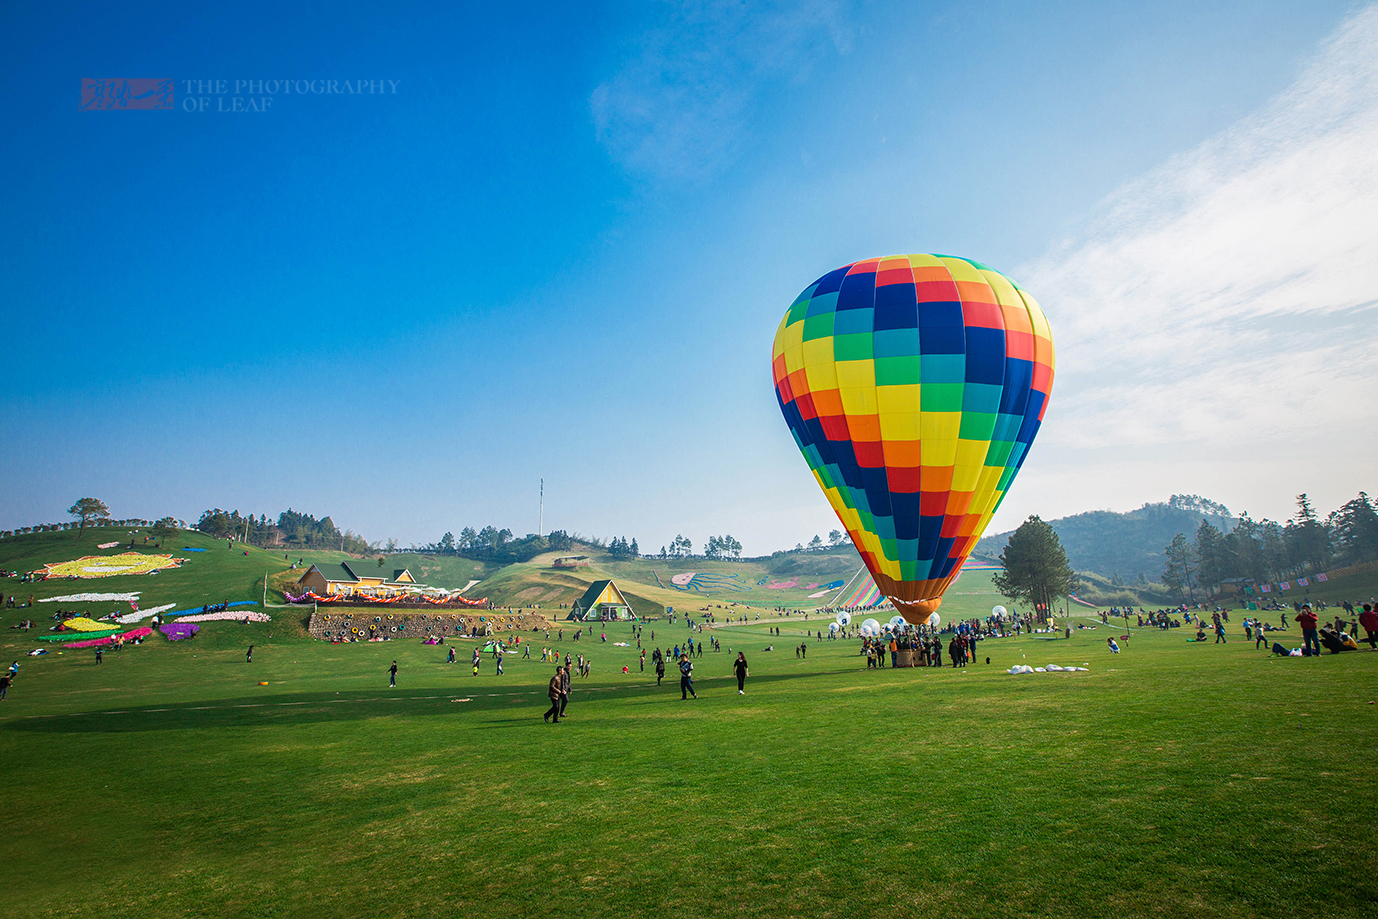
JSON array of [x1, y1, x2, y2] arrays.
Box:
[[389, 660, 398, 687], [0, 673, 11, 701], [246, 645, 254, 663], [496, 650, 505, 676], [472, 648, 481, 676], [447, 646, 456, 664], [679, 654, 697, 700], [733, 652, 749, 694], [95, 648, 102, 665], [559, 663, 572, 719], [544, 666, 563, 723], [655, 651, 665, 685]]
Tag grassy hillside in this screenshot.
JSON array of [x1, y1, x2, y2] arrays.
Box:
[[0, 527, 292, 617]]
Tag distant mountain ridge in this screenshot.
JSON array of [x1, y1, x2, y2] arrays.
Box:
[[974, 495, 1236, 580]]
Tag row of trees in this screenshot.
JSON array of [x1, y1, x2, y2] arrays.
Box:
[[0, 498, 184, 542], [1162, 492, 1378, 601], [425, 528, 582, 565], [195, 508, 372, 554], [608, 536, 640, 558]]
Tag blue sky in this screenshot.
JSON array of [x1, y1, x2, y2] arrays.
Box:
[[2, 0, 1374, 553]]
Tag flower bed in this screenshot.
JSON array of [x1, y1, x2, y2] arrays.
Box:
[[37, 553, 186, 580], [115, 603, 176, 624], [63, 627, 154, 649], [57, 617, 115, 632], [159, 622, 199, 641], [37, 630, 119, 642], [39, 592, 142, 604], [173, 610, 271, 624]]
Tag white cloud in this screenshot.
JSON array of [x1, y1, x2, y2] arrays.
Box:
[[591, 0, 852, 181], [997, 3, 1378, 525]]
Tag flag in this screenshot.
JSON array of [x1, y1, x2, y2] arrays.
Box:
[[1316, 572, 1328, 582], [1261, 584, 1271, 593], [1280, 581, 1290, 591], [1297, 577, 1309, 587]]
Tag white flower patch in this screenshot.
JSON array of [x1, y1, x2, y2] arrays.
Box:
[[115, 603, 176, 624], [39, 592, 142, 603], [174, 611, 271, 624]]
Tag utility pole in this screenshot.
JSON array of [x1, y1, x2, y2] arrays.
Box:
[[539, 478, 544, 539]]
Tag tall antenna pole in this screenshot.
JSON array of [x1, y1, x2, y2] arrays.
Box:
[[539, 478, 544, 538]]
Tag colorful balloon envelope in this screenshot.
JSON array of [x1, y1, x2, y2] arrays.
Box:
[[772, 254, 1054, 624]]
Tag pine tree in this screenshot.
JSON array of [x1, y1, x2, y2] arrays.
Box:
[[992, 516, 1078, 614]]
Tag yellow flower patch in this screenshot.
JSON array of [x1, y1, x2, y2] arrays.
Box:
[[39, 553, 187, 579]]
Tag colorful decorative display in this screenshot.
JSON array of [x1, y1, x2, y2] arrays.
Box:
[[836, 571, 883, 609], [55, 617, 115, 632], [286, 591, 489, 608], [173, 610, 271, 623], [159, 622, 200, 641], [37, 630, 119, 642], [38, 592, 142, 603], [665, 572, 748, 593], [115, 603, 176, 624], [62, 627, 154, 649], [773, 254, 1054, 624], [37, 553, 187, 580]]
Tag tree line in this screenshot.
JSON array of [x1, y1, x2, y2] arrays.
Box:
[[194, 508, 372, 554], [1162, 492, 1378, 601]]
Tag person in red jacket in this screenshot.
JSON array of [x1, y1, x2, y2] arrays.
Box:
[[1359, 604, 1378, 650], [1296, 604, 1320, 656]]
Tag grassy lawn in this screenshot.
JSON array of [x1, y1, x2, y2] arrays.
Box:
[[1, 532, 1375, 918]]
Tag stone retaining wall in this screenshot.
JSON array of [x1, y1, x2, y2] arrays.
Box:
[[310, 609, 554, 641]]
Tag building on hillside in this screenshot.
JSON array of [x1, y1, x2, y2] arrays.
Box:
[[567, 579, 637, 621], [299, 561, 422, 597], [552, 556, 590, 568]]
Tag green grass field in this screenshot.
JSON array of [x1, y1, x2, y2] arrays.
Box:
[[2, 532, 1376, 918]]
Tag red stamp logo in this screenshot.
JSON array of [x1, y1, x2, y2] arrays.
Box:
[[81, 79, 173, 110]]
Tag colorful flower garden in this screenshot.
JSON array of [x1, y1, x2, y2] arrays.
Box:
[[37, 553, 187, 579]]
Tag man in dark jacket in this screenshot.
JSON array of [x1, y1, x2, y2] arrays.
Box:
[[559, 664, 572, 718], [544, 666, 563, 723], [679, 655, 697, 699]]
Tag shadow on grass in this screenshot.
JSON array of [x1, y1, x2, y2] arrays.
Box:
[[1, 666, 916, 734]]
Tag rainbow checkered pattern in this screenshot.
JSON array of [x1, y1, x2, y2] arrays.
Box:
[[772, 254, 1054, 609]]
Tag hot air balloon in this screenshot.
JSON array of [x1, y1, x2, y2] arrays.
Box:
[[772, 254, 1054, 625]]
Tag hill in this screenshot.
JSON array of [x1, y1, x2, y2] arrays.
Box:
[[975, 496, 1237, 581]]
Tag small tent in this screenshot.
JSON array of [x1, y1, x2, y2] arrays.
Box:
[[568, 580, 637, 621]]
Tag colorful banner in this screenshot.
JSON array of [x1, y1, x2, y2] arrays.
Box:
[[1316, 573, 1328, 582], [1279, 581, 1290, 591], [1296, 577, 1309, 587]]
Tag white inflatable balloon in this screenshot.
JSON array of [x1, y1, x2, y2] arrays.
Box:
[[861, 618, 881, 635], [828, 622, 839, 633], [992, 605, 1007, 617], [928, 613, 940, 629], [889, 615, 906, 629], [836, 611, 853, 626]]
